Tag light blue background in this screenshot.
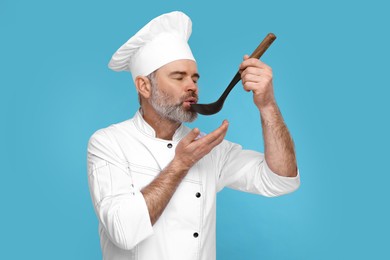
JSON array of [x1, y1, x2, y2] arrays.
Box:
[[1, 0, 389, 259]]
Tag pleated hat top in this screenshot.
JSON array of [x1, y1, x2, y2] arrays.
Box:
[[108, 11, 195, 82]]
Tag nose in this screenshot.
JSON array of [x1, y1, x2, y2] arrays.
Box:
[[185, 78, 198, 94]]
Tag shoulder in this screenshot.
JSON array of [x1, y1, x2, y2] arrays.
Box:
[[87, 119, 134, 162], [89, 118, 134, 143]]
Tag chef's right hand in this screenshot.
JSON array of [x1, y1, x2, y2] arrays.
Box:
[[173, 120, 229, 171]]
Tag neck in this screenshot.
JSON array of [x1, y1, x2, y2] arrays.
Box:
[[140, 107, 181, 140]]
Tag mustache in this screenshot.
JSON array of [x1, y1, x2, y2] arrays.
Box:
[[180, 92, 198, 102]]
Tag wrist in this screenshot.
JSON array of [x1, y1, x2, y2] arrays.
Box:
[[257, 99, 278, 114], [170, 158, 192, 174], [255, 92, 276, 108], [258, 101, 282, 125]]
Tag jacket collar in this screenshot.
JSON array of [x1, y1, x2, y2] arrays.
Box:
[[133, 109, 187, 141]]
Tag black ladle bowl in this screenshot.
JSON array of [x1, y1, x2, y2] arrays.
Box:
[[190, 33, 277, 115]]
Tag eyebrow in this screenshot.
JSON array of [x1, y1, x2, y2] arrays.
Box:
[[169, 71, 200, 79]]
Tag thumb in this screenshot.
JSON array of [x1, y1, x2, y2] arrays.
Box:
[[239, 55, 250, 73]]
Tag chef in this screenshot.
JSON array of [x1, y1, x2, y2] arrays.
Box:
[[87, 11, 300, 260]]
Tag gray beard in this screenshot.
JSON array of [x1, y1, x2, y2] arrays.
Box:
[[149, 85, 198, 123]]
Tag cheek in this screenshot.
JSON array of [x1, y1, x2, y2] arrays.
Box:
[[156, 79, 186, 100], [157, 87, 181, 103], [158, 80, 177, 93], [164, 85, 183, 98]]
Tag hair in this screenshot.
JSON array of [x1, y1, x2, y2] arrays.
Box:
[[146, 70, 158, 87]]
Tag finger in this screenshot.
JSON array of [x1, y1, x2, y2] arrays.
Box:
[[239, 55, 250, 73], [200, 120, 229, 145], [181, 128, 201, 146], [186, 121, 228, 160], [239, 58, 260, 71], [242, 81, 261, 92], [242, 75, 263, 92], [241, 68, 273, 85], [210, 120, 229, 138], [193, 124, 228, 156], [243, 80, 274, 95], [207, 124, 228, 147], [240, 58, 269, 71], [241, 67, 267, 80]]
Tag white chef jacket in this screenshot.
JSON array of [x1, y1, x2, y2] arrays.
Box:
[[87, 110, 300, 260]]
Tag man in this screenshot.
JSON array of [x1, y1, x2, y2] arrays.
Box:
[[87, 11, 300, 260]]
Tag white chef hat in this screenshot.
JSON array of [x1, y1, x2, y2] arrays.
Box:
[[108, 11, 196, 82]]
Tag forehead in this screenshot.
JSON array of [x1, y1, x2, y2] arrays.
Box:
[[157, 59, 198, 75]]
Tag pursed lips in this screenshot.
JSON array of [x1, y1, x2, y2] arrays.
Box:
[[182, 96, 198, 109], [184, 97, 198, 104]]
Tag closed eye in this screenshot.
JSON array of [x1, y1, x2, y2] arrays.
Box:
[[169, 71, 200, 82]]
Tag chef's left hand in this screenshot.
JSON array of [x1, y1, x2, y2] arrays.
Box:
[[239, 55, 276, 110]]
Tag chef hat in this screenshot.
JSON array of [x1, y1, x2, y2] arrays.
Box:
[[108, 11, 195, 82]]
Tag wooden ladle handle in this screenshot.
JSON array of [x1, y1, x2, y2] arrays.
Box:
[[249, 33, 277, 59]]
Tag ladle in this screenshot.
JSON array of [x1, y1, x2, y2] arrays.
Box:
[[190, 33, 277, 115]]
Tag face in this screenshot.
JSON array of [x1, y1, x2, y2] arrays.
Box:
[[148, 59, 199, 123]]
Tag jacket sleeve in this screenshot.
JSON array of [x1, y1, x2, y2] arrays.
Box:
[[215, 140, 300, 196], [87, 129, 153, 250]]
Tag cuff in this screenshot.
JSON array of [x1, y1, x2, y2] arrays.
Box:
[[262, 160, 301, 196]]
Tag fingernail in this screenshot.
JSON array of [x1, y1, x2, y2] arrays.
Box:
[[195, 132, 206, 140]]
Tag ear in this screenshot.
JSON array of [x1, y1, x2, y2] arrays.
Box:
[[135, 76, 152, 99]]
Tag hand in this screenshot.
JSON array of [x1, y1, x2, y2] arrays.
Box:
[[239, 55, 276, 109], [173, 120, 229, 170]]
